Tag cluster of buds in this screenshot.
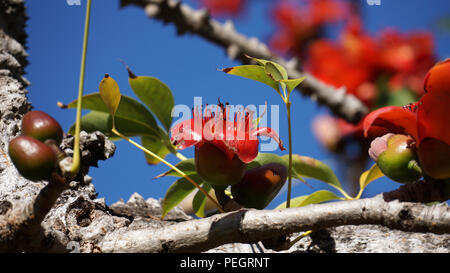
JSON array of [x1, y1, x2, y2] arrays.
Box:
[[8, 111, 65, 182]]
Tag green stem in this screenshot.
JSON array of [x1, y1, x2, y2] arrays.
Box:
[[70, 0, 92, 174], [286, 101, 293, 208], [111, 128, 225, 214], [288, 230, 313, 249]]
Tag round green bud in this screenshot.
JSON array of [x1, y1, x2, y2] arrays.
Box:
[[377, 134, 422, 183], [22, 111, 63, 144], [8, 136, 57, 181], [231, 163, 287, 209], [195, 142, 246, 187]]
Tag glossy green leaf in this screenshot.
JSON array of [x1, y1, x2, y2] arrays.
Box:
[[68, 110, 161, 139], [276, 190, 341, 209], [128, 76, 174, 131], [156, 158, 196, 178], [247, 153, 305, 182], [359, 164, 384, 191], [161, 175, 203, 219], [99, 74, 121, 118], [222, 65, 280, 92], [192, 183, 212, 218], [284, 154, 343, 190], [141, 135, 172, 165], [65, 93, 161, 138]]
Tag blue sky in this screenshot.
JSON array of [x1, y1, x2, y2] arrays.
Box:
[[24, 0, 450, 208]]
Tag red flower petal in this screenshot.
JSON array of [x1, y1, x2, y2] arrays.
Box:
[[170, 118, 202, 150], [418, 138, 450, 179], [363, 106, 418, 141], [418, 60, 450, 146]]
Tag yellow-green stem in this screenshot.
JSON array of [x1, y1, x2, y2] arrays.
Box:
[[175, 152, 188, 161], [111, 128, 225, 214], [289, 230, 313, 248], [70, 0, 92, 174], [286, 101, 293, 208]]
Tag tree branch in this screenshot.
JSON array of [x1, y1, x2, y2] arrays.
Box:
[[120, 0, 368, 124], [97, 194, 450, 253], [0, 176, 68, 252]]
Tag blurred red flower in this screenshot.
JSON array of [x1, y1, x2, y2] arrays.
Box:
[[363, 60, 450, 179], [199, 0, 246, 16]]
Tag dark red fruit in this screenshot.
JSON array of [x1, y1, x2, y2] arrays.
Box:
[[8, 136, 57, 181], [195, 142, 246, 186], [231, 163, 288, 209], [22, 111, 63, 144]]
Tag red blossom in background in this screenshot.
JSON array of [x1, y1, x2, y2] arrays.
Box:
[[198, 0, 246, 16]]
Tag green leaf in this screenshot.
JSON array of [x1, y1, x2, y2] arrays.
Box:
[[192, 183, 212, 218], [246, 55, 288, 80], [281, 77, 305, 94], [387, 88, 418, 107], [222, 65, 280, 93], [128, 75, 174, 132], [141, 135, 172, 165], [65, 93, 161, 139], [99, 74, 121, 118], [156, 158, 196, 178], [161, 175, 203, 219], [247, 153, 305, 182], [359, 164, 384, 191], [264, 62, 285, 82], [284, 154, 343, 191], [276, 190, 341, 209], [69, 110, 164, 140]]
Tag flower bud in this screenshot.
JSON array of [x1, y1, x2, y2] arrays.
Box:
[[375, 134, 422, 183], [8, 136, 58, 181], [195, 142, 246, 186], [231, 163, 287, 209], [22, 111, 64, 144]]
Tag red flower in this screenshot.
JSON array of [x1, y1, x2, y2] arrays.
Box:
[[171, 103, 285, 164], [199, 0, 245, 16], [363, 60, 450, 179]]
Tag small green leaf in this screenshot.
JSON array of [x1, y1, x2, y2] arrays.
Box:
[[248, 153, 305, 182], [141, 135, 171, 165], [99, 74, 121, 118], [359, 164, 384, 191], [192, 183, 212, 218], [264, 62, 284, 82], [281, 77, 305, 94], [161, 175, 203, 219], [222, 65, 280, 93], [246, 55, 288, 80], [276, 190, 341, 209], [128, 75, 174, 132], [284, 154, 343, 191], [157, 158, 196, 178]]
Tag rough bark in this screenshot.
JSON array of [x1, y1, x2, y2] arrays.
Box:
[[120, 0, 369, 124], [0, 0, 448, 254]]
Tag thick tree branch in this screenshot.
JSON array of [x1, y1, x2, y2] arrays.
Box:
[[0, 176, 68, 252], [120, 0, 368, 124], [97, 194, 450, 253]]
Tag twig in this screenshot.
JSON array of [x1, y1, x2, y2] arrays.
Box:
[[120, 0, 369, 124]]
